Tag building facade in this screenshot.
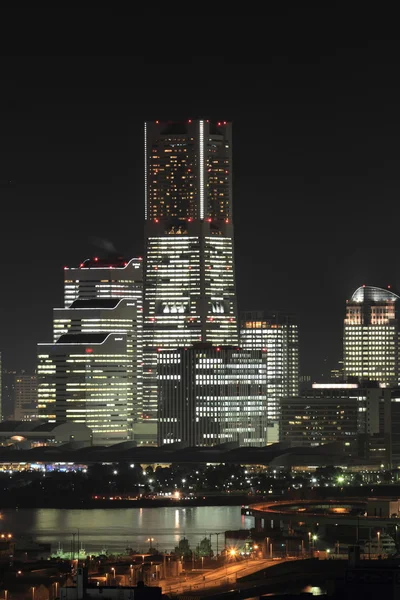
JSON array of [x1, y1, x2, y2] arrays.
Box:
[[344, 285, 400, 387], [14, 373, 38, 421], [280, 382, 383, 456], [38, 333, 133, 445], [64, 257, 143, 307], [38, 257, 144, 445], [158, 344, 268, 447], [143, 121, 239, 441], [240, 311, 299, 442]]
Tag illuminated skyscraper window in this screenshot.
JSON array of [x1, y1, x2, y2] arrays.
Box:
[[158, 345, 267, 447], [343, 286, 400, 387], [239, 311, 299, 442], [38, 258, 144, 445], [143, 121, 238, 442]]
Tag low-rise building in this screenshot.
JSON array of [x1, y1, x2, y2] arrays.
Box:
[[0, 420, 92, 448]]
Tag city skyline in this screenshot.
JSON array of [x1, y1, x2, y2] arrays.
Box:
[[2, 51, 400, 379]]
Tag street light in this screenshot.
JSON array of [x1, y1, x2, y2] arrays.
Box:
[[209, 532, 223, 557], [111, 567, 115, 580], [377, 531, 381, 556], [312, 535, 318, 551], [32, 587, 35, 600]]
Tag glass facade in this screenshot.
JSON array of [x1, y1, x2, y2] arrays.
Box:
[[38, 257, 143, 445], [143, 121, 239, 441], [158, 345, 268, 447], [344, 286, 400, 386], [239, 311, 299, 442], [38, 334, 133, 445]]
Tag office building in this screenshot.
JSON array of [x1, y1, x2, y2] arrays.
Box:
[[14, 373, 38, 421], [330, 361, 344, 380], [158, 344, 268, 447], [38, 333, 133, 445], [38, 257, 144, 445], [280, 382, 383, 456], [240, 311, 299, 442], [344, 285, 400, 387], [64, 256, 143, 307], [143, 120, 239, 441], [1, 368, 17, 422]]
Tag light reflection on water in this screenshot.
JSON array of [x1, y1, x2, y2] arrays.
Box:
[[0, 506, 252, 554]]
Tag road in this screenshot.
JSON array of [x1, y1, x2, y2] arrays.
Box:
[[159, 558, 287, 594]]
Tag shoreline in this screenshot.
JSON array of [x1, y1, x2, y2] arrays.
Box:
[[3, 494, 262, 510]]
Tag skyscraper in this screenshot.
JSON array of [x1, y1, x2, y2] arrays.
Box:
[[38, 257, 144, 445], [38, 332, 132, 444], [343, 285, 400, 387], [240, 311, 299, 442], [158, 344, 268, 447], [64, 257, 142, 307], [143, 120, 239, 441]]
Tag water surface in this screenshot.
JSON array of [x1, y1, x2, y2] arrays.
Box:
[[1, 506, 252, 554]]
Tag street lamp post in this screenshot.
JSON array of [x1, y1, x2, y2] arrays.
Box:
[[265, 536, 270, 559], [147, 537, 155, 552], [312, 535, 318, 551], [32, 587, 35, 600], [210, 532, 223, 557], [377, 531, 381, 556]]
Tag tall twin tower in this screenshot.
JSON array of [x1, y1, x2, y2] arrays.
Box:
[[38, 120, 241, 445]]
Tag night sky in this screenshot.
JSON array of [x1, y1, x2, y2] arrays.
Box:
[[1, 50, 400, 378]]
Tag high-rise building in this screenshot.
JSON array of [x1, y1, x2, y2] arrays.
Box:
[[14, 373, 38, 421], [143, 120, 239, 441], [240, 311, 299, 442], [38, 333, 132, 444], [158, 344, 267, 447], [64, 257, 143, 307], [1, 368, 17, 421], [38, 257, 144, 445], [0, 352, 2, 421], [343, 285, 400, 387]]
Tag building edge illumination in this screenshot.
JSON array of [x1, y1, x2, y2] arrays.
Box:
[[144, 121, 148, 220], [199, 119, 204, 219]]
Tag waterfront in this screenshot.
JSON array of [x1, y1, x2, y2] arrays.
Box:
[[0, 506, 253, 554]]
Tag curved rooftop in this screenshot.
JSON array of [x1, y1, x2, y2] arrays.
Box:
[[0, 440, 362, 467], [351, 285, 400, 303]]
